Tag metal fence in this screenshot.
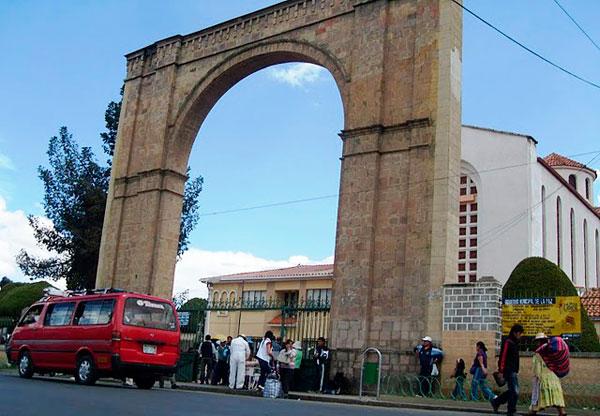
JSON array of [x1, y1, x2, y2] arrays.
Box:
[[177, 299, 330, 352], [379, 374, 600, 410]]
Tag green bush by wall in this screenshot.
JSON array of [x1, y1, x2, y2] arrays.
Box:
[[503, 257, 600, 352]]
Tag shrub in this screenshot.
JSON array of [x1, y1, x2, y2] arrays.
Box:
[[503, 257, 600, 352], [0, 281, 53, 318]]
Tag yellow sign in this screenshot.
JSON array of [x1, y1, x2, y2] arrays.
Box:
[[502, 296, 581, 336]]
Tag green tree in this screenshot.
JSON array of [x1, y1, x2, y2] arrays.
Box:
[[17, 90, 204, 291], [504, 257, 600, 352], [16, 127, 109, 290], [0, 276, 13, 289]]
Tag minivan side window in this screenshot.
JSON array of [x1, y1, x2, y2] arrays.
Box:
[[74, 299, 115, 326], [44, 302, 76, 326], [18, 305, 44, 327], [123, 298, 177, 331]]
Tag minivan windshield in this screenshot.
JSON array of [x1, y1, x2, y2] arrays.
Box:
[[123, 298, 177, 331]]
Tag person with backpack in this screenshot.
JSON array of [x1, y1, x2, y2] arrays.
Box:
[[198, 334, 216, 384], [528, 333, 567, 416]]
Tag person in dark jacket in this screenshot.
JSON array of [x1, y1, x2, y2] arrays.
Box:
[[198, 334, 216, 384], [414, 336, 443, 396], [491, 323, 524, 416], [312, 337, 330, 393]]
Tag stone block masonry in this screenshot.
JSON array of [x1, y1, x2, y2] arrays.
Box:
[[97, 0, 462, 380]]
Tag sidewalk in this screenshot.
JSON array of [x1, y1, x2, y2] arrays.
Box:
[[176, 382, 598, 416]]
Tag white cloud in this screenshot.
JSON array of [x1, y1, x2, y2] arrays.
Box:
[[0, 195, 63, 288], [173, 248, 334, 299], [269, 63, 324, 88], [0, 153, 15, 170]]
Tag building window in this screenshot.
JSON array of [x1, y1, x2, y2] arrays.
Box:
[[570, 209, 576, 282], [212, 291, 219, 303], [585, 178, 591, 201], [229, 291, 236, 304], [557, 197, 562, 267], [583, 220, 589, 289], [306, 289, 331, 307], [458, 175, 478, 283], [541, 186, 547, 258], [242, 290, 266, 307], [568, 174, 577, 190]]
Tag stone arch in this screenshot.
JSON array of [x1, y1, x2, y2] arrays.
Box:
[[165, 39, 350, 173], [96, 0, 462, 377]]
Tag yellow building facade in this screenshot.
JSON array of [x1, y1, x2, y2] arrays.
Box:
[[202, 264, 333, 340]]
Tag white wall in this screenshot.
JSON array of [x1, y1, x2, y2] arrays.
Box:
[[461, 126, 600, 289], [461, 127, 535, 285], [535, 164, 600, 289]]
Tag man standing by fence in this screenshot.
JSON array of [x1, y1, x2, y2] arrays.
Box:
[[198, 334, 216, 384], [229, 334, 250, 390], [313, 337, 330, 393]]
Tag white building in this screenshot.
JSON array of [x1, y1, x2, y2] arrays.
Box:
[[461, 126, 600, 290]]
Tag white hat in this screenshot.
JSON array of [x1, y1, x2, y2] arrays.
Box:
[[534, 332, 548, 340], [239, 334, 247, 339], [422, 336, 432, 342]]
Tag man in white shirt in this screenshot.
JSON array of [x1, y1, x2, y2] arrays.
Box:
[[229, 334, 251, 389]]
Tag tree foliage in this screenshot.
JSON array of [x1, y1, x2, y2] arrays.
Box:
[[0, 277, 13, 289], [504, 257, 600, 352], [17, 127, 108, 290], [0, 281, 53, 317], [17, 88, 203, 291]]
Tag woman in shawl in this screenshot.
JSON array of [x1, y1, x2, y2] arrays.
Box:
[[528, 333, 567, 416]]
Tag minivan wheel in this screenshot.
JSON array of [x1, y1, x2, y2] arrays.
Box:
[[134, 376, 155, 390], [18, 352, 34, 379], [75, 355, 97, 386]]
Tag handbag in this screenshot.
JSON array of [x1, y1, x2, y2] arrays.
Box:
[[492, 371, 506, 387]]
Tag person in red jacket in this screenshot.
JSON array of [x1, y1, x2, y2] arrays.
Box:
[[491, 324, 524, 416]]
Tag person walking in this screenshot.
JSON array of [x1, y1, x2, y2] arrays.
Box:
[[256, 330, 275, 390], [491, 323, 524, 416], [470, 341, 496, 401], [313, 337, 331, 393], [198, 334, 216, 384], [277, 339, 297, 398], [229, 334, 250, 389], [414, 336, 443, 397], [450, 358, 467, 401], [528, 333, 567, 416]]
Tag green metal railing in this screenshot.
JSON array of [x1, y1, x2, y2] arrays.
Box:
[[380, 374, 600, 410]]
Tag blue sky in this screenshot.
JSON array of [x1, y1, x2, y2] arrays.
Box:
[[0, 1, 599, 295]]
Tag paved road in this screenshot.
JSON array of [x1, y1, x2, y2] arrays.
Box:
[[0, 373, 480, 416]]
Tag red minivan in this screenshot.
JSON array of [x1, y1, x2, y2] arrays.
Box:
[[7, 289, 180, 389]]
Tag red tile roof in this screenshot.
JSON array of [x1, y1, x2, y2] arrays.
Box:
[[543, 153, 597, 178], [544, 153, 588, 169], [581, 288, 600, 319], [202, 264, 334, 283], [268, 315, 298, 326]]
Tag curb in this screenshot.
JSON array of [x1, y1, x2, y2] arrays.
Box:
[[176, 383, 501, 414], [175, 383, 574, 416]]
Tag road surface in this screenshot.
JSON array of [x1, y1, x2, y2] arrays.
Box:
[[0, 373, 478, 416]]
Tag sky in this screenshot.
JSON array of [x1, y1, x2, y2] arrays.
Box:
[[0, 1, 599, 298]]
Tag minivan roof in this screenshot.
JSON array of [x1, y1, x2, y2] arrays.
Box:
[[37, 288, 174, 305]]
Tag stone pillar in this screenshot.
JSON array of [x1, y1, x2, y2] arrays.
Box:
[[440, 276, 503, 377], [329, 0, 462, 379]]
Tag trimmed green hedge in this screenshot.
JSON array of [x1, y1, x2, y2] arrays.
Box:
[[0, 281, 52, 318], [503, 257, 600, 352]]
